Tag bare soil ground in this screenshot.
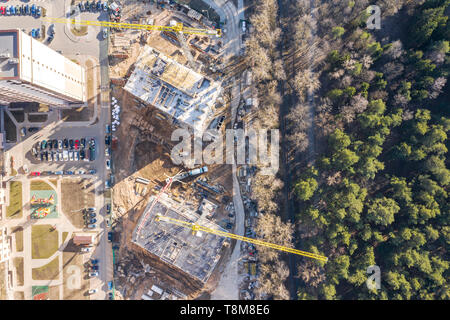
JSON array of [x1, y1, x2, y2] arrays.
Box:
[[62, 242, 89, 300], [49, 286, 60, 300], [61, 178, 95, 228]]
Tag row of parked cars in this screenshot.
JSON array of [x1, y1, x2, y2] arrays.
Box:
[[31, 169, 97, 176], [32, 138, 96, 162], [0, 3, 42, 16], [78, 1, 109, 12]]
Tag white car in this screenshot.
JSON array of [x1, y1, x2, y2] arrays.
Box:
[[74, 151, 79, 161], [69, 151, 74, 161], [81, 247, 92, 253], [77, 169, 86, 174], [106, 159, 111, 170], [89, 272, 99, 277], [88, 289, 98, 294]]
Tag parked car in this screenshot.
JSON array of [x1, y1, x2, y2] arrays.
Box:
[[63, 139, 68, 148], [52, 139, 58, 149], [106, 124, 111, 134], [106, 204, 111, 214], [58, 140, 63, 149], [105, 147, 110, 157], [89, 148, 96, 161], [74, 139, 80, 150], [30, 172, 41, 176], [31, 4, 36, 15], [28, 127, 39, 133], [97, 1, 102, 11], [87, 207, 96, 211], [80, 138, 86, 148], [105, 135, 111, 145], [65, 171, 74, 175], [89, 169, 97, 174], [90, 259, 98, 265], [78, 2, 84, 12], [87, 224, 96, 229], [58, 152, 63, 161], [20, 127, 26, 137], [88, 289, 98, 294], [107, 232, 113, 242], [91, 265, 99, 271], [69, 139, 74, 149], [103, 2, 109, 11], [107, 281, 113, 290], [81, 247, 92, 253], [68, 151, 74, 161], [36, 6, 41, 17], [74, 151, 79, 161], [102, 27, 108, 39], [105, 180, 111, 189], [106, 159, 111, 170], [0, 7, 5, 16], [54, 170, 64, 175], [108, 292, 113, 300], [77, 169, 86, 175], [89, 272, 99, 277]]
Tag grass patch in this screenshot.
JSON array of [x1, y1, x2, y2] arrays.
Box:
[[32, 256, 59, 280], [71, 25, 88, 36], [14, 291, 24, 300], [6, 181, 22, 219], [14, 257, 24, 286], [0, 262, 6, 300], [12, 227, 23, 252], [62, 232, 69, 243], [31, 225, 59, 259], [30, 180, 54, 191], [49, 179, 58, 188], [27, 114, 48, 123]]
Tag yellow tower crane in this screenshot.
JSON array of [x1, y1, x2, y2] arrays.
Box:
[[43, 17, 222, 37], [155, 214, 328, 262]]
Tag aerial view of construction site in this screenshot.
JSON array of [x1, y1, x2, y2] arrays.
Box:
[[0, 0, 448, 312]]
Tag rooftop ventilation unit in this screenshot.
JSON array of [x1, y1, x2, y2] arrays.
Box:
[[8, 58, 19, 65], [0, 52, 11, 59]]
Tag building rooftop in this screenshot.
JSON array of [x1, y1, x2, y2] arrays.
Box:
[[0, 31, 19, 79], [132, 194, 228, 283], [124, 46, 221, 133]]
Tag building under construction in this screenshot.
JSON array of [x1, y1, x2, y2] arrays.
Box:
[[132, 193, 228, 283], [124, 46, 221, 134]]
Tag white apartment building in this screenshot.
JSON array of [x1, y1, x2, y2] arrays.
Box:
[[0, 29, 87, 107], [0, 227, 9, 263]]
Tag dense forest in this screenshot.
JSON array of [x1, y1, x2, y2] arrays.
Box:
[[248, 0, 449, 299]]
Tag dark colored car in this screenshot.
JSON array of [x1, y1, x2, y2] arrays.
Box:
[[81, 138, 86, 148], [107, 232, 113, 242], [91, 259, 98, 265], [89, 148, 95, 161], [89, 169, 97, 174], [40, 153, 44, 161], [108, 292, 113, 300], [44, 151, 48, 161], [89, 218, 97, 224], [106, 204, 111, 214], [105, 135, 111, 145], [63, 139, 68, 148], [52, 139, 58, 149], [28, 127, 39, 133], [91, 265, 99, 271], [69, 139, 74, 149], [41, 140, 47, 150], [80, 149, 85, 160]]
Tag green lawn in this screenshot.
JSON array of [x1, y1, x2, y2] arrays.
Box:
[[30, 180, 55, 191], [12, 227, 23, 252], [32, 257, 60, 280], [31, 225, 59, 259], [6, 181, 22, 219]]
